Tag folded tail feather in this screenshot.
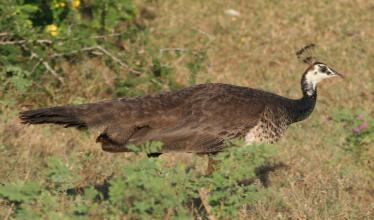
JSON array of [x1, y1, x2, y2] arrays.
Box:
[[19, 100, 124, 129], [19, 106, 88, 128]]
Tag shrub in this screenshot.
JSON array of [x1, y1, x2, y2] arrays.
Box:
[[0, 140, 278, 219], [0, 0, 141, 101], [332, 109, 374, 175]]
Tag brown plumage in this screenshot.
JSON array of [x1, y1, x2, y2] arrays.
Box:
[[20, 84, 267, 153], [19, 49, 344, 155]]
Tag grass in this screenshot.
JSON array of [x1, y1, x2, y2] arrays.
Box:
[[1, 0, 373, 219]]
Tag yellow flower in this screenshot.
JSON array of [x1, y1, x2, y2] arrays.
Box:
[[46, 24, 59, 37], [71, 0, 80, 8]]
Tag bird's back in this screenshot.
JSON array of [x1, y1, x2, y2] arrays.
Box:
[[20, 83, 294, 153], [121, 83, 292, 153]]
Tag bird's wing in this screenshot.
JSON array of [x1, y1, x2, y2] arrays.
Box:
[[126, 88, 266, 153]]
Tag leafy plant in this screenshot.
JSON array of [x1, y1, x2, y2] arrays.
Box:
[[108, 158, 192, 219], [203, 140, 278, 218], [186, 50, 207, 86], [332, 109, 374, 174], [126, 141, 164, 154], [0, 140, 278, 219], [0, 181, 42, 203], [0, 0, 140, 103], [1, 65, 33, 95], [45, 156, 81, 191]]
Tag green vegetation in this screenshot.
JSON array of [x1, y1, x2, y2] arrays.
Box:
[[332, 110, 374, 178], [0, 140, 277, 219], [0, 0, 202, 105], [1, 0, 373, 219]]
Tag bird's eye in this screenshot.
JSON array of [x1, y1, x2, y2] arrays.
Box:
[[320, 66, 327, 73]]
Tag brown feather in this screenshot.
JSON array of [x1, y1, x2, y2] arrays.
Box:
[[19, 83, 301, 153]]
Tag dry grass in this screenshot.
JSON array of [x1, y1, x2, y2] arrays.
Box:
[[1, 0, 374, 219]]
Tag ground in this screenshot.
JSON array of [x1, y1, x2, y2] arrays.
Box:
[[0, 0, 373, 219]]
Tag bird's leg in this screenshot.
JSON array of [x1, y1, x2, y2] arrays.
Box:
[[198, 188, 216, 220], [206, 153, 219, 175], [195, 153, 220, 220]]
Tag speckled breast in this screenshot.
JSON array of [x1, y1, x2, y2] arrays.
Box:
[[245, 107, 289, 144]]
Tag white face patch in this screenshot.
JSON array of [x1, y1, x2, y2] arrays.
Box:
[[304, 64, 337, 95]]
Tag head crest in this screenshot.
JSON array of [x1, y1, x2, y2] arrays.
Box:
[[296, 43, 318, 65]]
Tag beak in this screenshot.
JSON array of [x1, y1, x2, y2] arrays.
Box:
[[330, 68, 345, 78], [334, 72, 345, 78], [335, 72, 345, 79]]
